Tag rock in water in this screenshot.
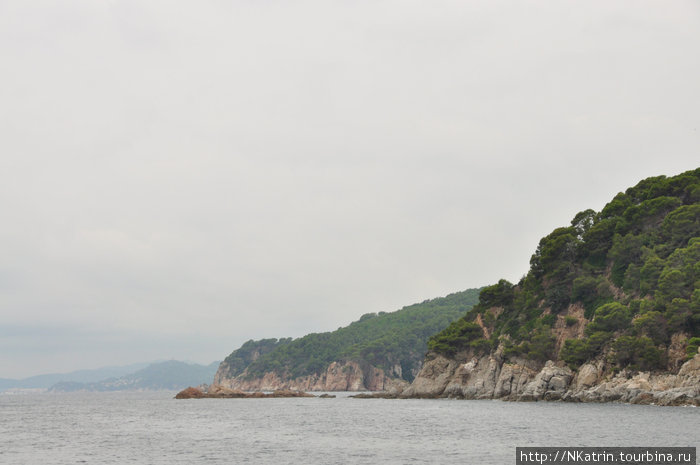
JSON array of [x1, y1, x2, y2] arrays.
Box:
[[174, 385, 316, 399], [174, 387, 206, 399]]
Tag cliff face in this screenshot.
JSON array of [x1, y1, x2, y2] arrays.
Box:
[[212, 289, 481, 393], [213, 360, 409, 393], [215, 338, 291, 382], [400, 346, 700, 406], [409, 170, 700, 406]]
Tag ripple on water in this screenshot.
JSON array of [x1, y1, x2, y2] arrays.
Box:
[[0, 392, 698, 465]]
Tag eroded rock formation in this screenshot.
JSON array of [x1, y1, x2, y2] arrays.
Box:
[[399, 346, 700, 406], [213, 360, 409, 393], [175, 386, 315, 399]]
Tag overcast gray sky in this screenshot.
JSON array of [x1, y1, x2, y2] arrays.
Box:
[[1, 0, 698, 379]]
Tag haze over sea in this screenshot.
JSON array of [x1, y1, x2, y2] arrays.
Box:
[[1, 392, 697, 465]]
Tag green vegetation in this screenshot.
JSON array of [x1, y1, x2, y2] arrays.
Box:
[[220, 338, 292, 378], [427, 319, 486, 356], [686, 337, 700, 360], [222, 289, 481, 382], [429, 168, 700, 372], [610, 336, 665, 371]]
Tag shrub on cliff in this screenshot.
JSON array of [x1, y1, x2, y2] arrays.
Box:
[[429, 168, 700, 372], [585, 303, 631, 334], [426, 320, 484, 355], [686, 337, 700, 359], [611, 336, 665, 371]]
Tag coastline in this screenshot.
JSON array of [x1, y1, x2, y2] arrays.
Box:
[[192, 351, 700, 406]]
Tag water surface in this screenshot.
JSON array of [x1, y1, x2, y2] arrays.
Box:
[[1, 391, 697, 464]]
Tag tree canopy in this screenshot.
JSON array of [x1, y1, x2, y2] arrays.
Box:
[[429, 168, 700, 372], [221, 288, 481, 382]]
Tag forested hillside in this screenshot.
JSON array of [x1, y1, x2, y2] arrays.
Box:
[[218, 288, 480, 384], [428, 168, 699, 372]]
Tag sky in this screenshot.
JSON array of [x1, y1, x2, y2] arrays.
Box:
[[1, 0, 698, 379]]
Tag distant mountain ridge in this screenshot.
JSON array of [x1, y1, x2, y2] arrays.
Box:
[[49, 360, 219, 392], [0, 362, 150, 391]]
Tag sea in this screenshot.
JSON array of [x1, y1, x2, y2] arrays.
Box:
[[0, 391, 697, 465]]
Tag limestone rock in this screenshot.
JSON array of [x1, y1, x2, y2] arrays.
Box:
[[493, 363, 537, 399], [443, 354, 503, 399], [572, 362, 602, 390], [400, 355, 459, 398], [174, 387, 205, 399], [396, 348, 700, 406], [518, 361, 573, 401], [215, 359, 410, 392], [175, 386, 315, 399]]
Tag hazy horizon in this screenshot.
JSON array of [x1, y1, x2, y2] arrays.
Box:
[[1, 0, 699, 379]]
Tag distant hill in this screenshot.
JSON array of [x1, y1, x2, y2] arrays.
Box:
[[0, 362, 150, 391], [50, 360, 219, 392], [214, 288, 481, 390]]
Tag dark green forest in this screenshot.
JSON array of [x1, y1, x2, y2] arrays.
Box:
[[429, 168, 700, 372], [221, 288, 481, 382], [219, 338, 292, 379]]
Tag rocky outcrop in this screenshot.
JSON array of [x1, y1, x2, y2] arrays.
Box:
[[175, 387, 207, 399], [175, 386, 315, 399], [563, 352, 700, 406], [399, 346, 700, 406], [213, 360, 410, 393], [401, 355, 460, 398]]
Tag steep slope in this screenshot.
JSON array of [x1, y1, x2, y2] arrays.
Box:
[[213, 338, 292, 383], [402, 168, 700, 405], [214, 288, 481, 391]]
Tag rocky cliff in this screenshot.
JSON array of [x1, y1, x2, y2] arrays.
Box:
[[400, 346, 700, 406], [213, 288, 480, 392], [214, 360, 408, 393], [210, 172, 699, 402], [403, 170, 700, 406]]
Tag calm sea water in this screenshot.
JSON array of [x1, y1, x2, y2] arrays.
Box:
[[0, 391, 697, 464]]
